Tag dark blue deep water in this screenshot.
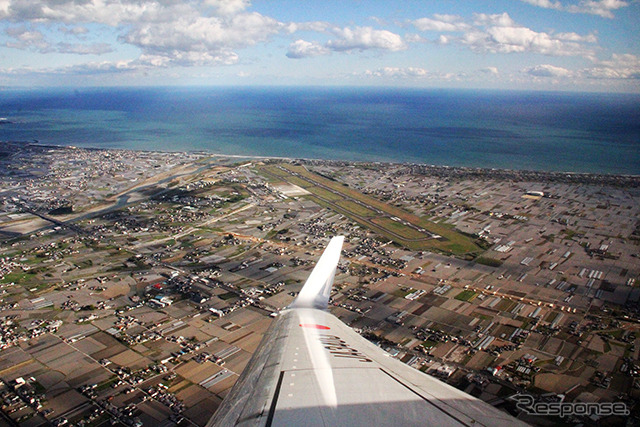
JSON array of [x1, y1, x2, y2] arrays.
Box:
[[1, 86, 639, 174]]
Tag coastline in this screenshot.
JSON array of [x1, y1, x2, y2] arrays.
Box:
[[3, 140, 639, 188], [18, 140, 640, 180], [2, 87, 639, 176]]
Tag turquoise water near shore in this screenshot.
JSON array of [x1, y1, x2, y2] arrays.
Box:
[[1, 87, 639, 174]]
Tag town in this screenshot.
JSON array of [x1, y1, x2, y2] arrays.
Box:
[[0, 141, 639, 426]]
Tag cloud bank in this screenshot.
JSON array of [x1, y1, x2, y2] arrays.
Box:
[[520, 0, 629, 19], [0, 0, 636, 90]]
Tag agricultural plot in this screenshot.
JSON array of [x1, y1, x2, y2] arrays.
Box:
[[263, 163, 482, 256]]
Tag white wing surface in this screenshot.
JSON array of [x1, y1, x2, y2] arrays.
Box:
[[208, 236, 528, 427]]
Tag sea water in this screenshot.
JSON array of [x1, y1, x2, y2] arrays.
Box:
[[1, 86, 638, 174]]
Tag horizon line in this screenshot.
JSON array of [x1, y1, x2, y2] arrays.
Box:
[[2, 84, 640, 96]]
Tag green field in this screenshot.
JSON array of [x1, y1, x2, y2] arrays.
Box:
[[304, 196, 424, 248], [276, 164, 482, 255], [496, 299, 517, 312], [0, 271, 37, 285], [306, 186, 344, 202], [286, 176, 315, 188], [455, 289, 478, 302], [335, 200, 377, 217], [371, 217, 429, 241], [475, 257, 504, 267], [256, 163, 482, 255]]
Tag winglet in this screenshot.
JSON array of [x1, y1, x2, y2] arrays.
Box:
[[290, 236, 344, 310]]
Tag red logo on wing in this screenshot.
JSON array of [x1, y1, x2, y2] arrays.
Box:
[[299, 323, 330, 330]]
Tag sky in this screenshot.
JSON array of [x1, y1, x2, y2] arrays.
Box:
[[0, 0, 639, 91]]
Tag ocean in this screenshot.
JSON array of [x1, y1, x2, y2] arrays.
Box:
[[1, 86, 639, 175]]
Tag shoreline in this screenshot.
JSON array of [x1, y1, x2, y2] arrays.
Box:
[[4, 140, 640, 186], [2, 87, 638, 177]]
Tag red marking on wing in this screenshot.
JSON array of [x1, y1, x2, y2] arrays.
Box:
[[299, 323, 331, 330]]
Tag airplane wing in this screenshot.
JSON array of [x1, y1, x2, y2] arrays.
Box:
[[208, 236, 528, 426]]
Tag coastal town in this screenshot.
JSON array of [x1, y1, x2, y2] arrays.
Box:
[[0, 141, 639, 426]]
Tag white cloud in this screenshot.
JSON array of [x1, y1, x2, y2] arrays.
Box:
[[555, 32, 598, 43], [520, 0, 565, 10], [326, 26, 406, 52], [65, 60, 138, 74], [599, 53, 640, 68], [366, 67, 428, 77], [4, 1, 391, 68], [5, 24, 113, 55], [520, 0, 629, 18], [2, 52, 237, 77], [572, 0, 629, 18], [204, 0, 251, 16], [487, 26, 560, 54], [5, 26, 51, 52], [0, 59, 137, 77], [404, 33, 427, 43], [1, 0, 287, 66], [118, 10, 283, 66], [412, 16, 468, 32], [481, 66, 499, 75], [0, 0, 10, 18], [459, 13, 596, 56], [5, 0, 172, 26], [411, 12, 596, 57], [284, 21, 331, 34], [473, 13, 517, 27], [524, 56, 640, 81], [524, 64, 573, 77], [136, 55, 171, 68], [433, 14, 463, 23], [60, 25, 89, 35], [56, 42, 113, 55], [287, 26, 406, 59], [286, 40, 329, 58], [1, 1, 409, 72], [583, 53, 640, 79], [364, 67, 457, 81], [523, 0, 561, 6], [0, 0, 633, 87], [437, 35, 450, 45]]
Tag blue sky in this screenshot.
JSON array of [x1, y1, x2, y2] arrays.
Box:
[[0, 0, 639, 91]]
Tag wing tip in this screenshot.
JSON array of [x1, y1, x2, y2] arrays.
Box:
[[291, 236, 345, 309]]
